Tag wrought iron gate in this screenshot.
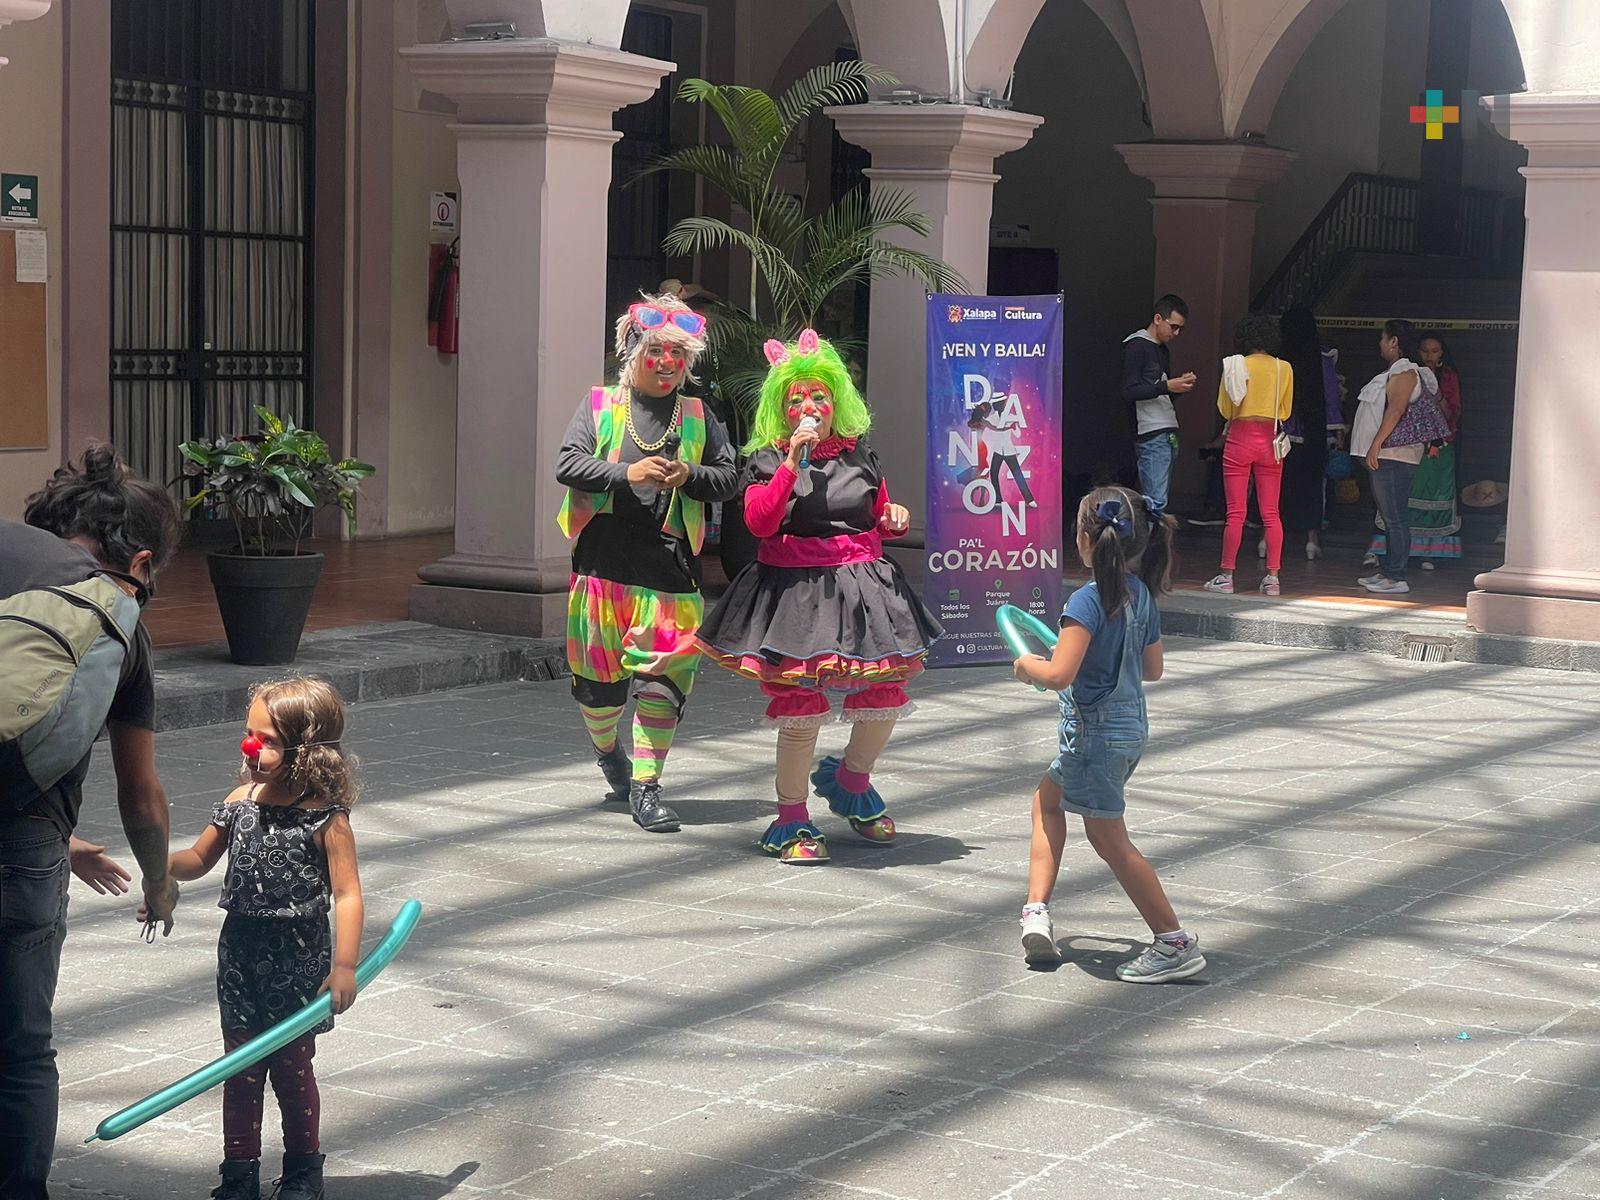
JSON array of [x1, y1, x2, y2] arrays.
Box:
[[111, 0, 314, 491]]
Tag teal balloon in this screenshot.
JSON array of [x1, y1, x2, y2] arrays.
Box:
[[996, 604, 1057, 691], [86, 899, 422, 1145]]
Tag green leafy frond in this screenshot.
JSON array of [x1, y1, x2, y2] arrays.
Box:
[[776, 60, 898, 135], [634, 145, 748, 205], [676, 80, 783, 159]]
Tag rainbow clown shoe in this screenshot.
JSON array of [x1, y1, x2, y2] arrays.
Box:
[[812, 757, 896, 843], [759, 817, 829, 865]]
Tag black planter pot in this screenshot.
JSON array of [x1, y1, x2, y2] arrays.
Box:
[[718, 495, 760, 581], [206, 552, 325, 665]]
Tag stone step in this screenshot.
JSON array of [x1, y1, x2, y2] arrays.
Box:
[[152, 621, 568, 732]]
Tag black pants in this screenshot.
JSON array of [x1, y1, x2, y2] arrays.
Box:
[[990, 453, 1035, 505], [0, 820, 69, 1200]]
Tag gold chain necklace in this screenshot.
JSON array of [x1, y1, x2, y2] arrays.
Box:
[[624, 390, 681, 453]]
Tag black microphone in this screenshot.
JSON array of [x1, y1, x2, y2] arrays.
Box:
[[652, 431, 683, 522], [797, 415, 820, 469]]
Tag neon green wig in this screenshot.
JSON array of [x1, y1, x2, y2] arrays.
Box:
[[745, 330, 870, 454]]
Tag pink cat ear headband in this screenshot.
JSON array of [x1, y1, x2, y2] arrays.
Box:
[[763, 328, 821, 366]]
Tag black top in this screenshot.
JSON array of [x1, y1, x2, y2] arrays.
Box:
[[212, 792, 347, 919], [555, 387, 739, 592], [747, 441, 884, 539], [0, 520, 156, 837]]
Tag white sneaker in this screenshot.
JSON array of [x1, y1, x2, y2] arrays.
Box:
[[1357, 573, 1385, 588], [1203, 574, 1235, 594], [1421, 561, 1435, 571], [1306, 542, 1322, 561], [1362, 553, 1379, 567], [1116, 935, 1207, 983], [1020, 906, 1061, 965], [1362, 576, 1411, 594]]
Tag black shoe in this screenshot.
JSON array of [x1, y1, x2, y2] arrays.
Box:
[[596, 744, 631, 803], [212, 1160, 260, 1200], [272, 1151, 325, 1200], [629, 780, 681, 833]]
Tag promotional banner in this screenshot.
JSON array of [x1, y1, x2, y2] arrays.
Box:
[[924, 294, 1065, 667]]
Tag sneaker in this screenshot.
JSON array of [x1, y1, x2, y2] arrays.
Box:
[[1202, 574, 1234, 594], [1421, 561, 1435, 572], [1362, 553, 1379, 567], [1260, 575, 1280, 597], [1020, 906, 1061, 965], [1357, 573, 1385, 588], [1116, 935, 1206, 983], [1362, 576, 1411, 594], [1306, 542, 1322, 561]]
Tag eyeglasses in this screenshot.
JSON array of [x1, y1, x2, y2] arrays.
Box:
[[629, 303, 706, 337], [1162, 318, 1185, 333]]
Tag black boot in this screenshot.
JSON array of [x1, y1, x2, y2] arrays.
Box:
[[272, 1151, 325, 1200], [212, 1160, 260, 1200], [596, 743, 631, 803], [629, 780, 680, 833]]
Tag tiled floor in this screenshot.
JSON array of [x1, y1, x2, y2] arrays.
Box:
[[143, 533, 452, 649], [51, 642, 1600, 1199]]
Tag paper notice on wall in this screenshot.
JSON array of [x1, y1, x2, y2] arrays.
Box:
[[14, 229, 45, 283]]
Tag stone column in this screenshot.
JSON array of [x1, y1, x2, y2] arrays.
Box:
[[826, 104, 1043, 537], [1467, 95, 1600, 641], [399, 39, 672, 635], [1114, 142, 1295, 510]]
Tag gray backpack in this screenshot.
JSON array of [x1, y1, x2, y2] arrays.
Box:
[[0, 575, 141, 808]]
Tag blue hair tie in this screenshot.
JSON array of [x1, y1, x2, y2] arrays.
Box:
[[1094, 499, 1133, 540]]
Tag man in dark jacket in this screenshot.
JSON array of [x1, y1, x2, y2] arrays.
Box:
[[1120, 294, 1196, 515]]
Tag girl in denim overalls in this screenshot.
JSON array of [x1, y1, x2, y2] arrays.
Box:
[[1012, 486, 1205, 982]]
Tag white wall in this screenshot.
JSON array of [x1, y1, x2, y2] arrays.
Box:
[[990, 0, 1153, 477], [0, 6, 62, 519], [384, 0, 459, 535]]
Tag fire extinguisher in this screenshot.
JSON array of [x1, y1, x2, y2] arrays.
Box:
[[428, 238, 459, 355]]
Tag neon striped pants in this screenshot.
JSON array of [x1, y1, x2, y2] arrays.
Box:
[[566, 574, 705, 782]]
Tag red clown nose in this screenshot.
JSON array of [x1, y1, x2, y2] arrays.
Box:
[[240, 735, 264, 761]]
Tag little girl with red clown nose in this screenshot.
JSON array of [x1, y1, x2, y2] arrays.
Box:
[[147, 678, 363, 1200], [697, 330, 943, 863]]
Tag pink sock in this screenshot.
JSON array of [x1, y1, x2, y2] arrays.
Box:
[[835, 763, 871, 794], [777, 802, 810, 825]]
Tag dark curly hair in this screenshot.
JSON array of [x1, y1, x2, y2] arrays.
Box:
[[1233, 313, 1281, 356], [24, 444, 180, 572]]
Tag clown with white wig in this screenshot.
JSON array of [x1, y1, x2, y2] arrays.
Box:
[[556, 293, 739, 834]]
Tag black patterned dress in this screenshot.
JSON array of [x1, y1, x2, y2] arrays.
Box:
[[212, 790, 347, 1038]]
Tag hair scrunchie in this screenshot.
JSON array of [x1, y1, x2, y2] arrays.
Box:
[[1094, 498, 1133, 540]]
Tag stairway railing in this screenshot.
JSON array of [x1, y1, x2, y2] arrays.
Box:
[[1254, 173, 1502, 314]]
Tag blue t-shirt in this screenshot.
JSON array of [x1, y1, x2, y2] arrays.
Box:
[[1061, 576, 1161, 709]]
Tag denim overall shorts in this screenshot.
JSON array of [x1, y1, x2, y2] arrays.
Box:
[[1048, 584, 1152, 819]]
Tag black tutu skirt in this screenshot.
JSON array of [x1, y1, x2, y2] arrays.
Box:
[[698, 557, 943, 689]]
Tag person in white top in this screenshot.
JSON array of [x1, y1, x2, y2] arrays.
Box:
[[969, 400, 1037, 508], [1349, 319, 1436, 595]]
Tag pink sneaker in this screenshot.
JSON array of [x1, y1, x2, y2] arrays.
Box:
[[1261, 575, 1280, 597], [1203, 574, 1234, 594]]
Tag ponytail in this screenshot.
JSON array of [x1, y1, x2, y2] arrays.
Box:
[[1076, 485, 1175, 620]]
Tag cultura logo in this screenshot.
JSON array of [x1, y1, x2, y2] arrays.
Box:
[[1004, 306, 1042, 321], [1410, 89, 1478, 139]]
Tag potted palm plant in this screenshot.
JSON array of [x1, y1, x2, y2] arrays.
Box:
[[645, 61, 965, 577], [179, 408, 375, 665]]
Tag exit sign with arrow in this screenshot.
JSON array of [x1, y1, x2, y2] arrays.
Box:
[[2, 172, 39, 223]]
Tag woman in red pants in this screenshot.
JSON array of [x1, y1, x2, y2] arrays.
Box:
[[1205, 314, 1294, 596]]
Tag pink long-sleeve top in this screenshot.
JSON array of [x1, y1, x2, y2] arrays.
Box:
[[741, 438, 902, 568]]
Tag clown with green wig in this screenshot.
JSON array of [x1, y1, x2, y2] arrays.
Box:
[[697, 329, 943, 864]]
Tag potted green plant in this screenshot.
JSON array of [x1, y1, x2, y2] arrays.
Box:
[[643, 61, 966, 579], [178, 408, 375, 665]]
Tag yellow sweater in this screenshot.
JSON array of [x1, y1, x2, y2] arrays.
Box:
[[1217, 354, 1294, 422]]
